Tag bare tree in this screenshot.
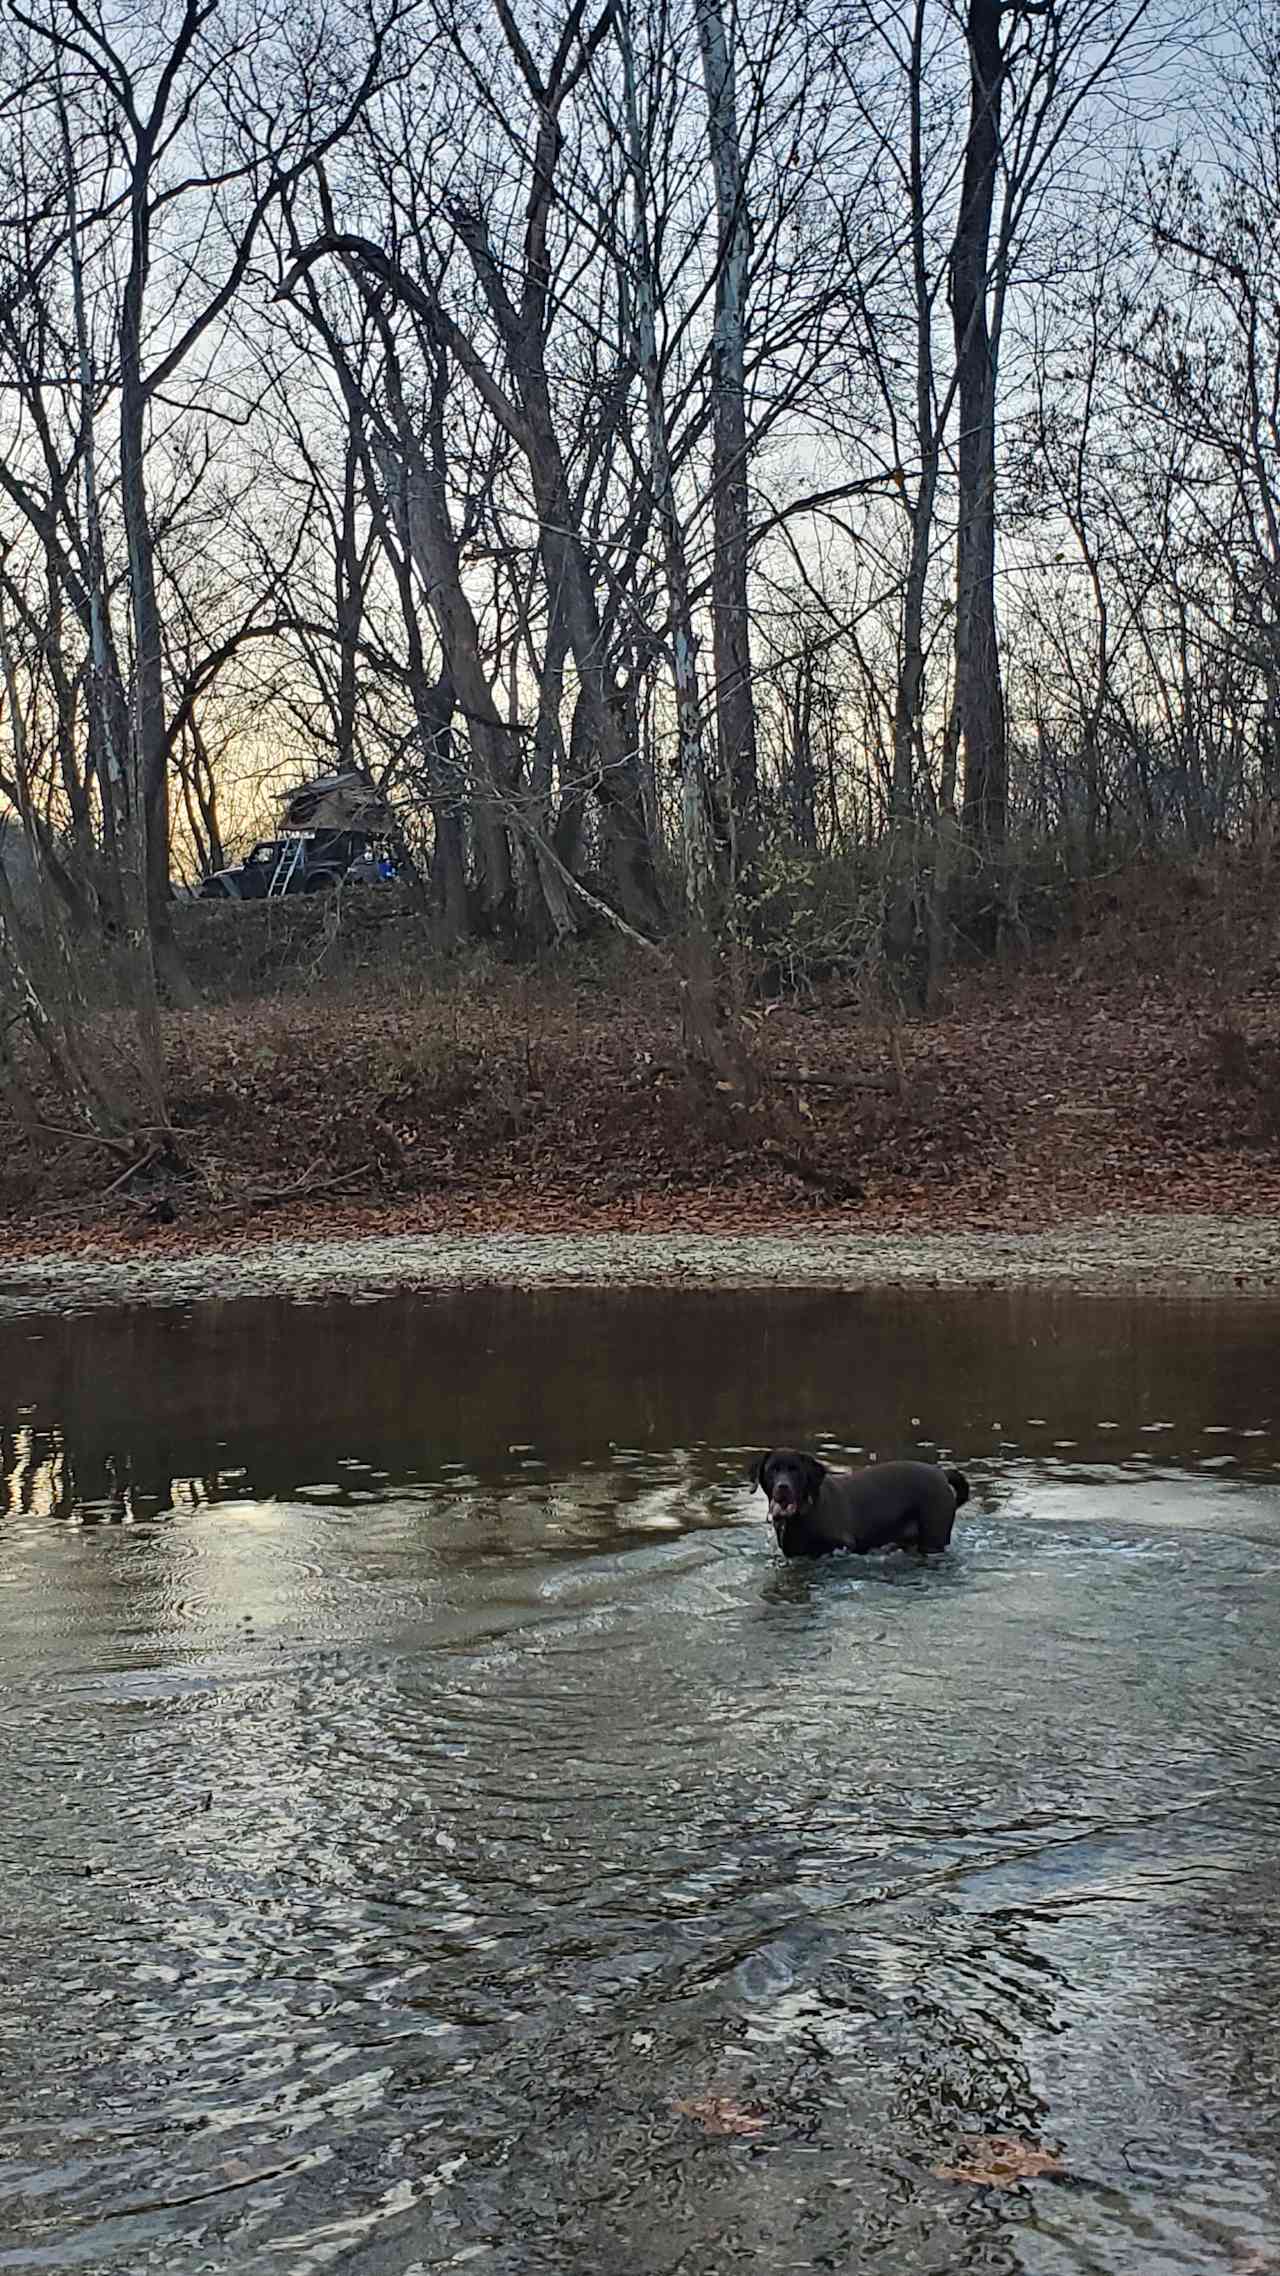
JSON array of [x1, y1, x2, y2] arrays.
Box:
[[4, 0, 407, 993], [616, 0, 719, 919], [694, 0, 760, 883], [948, 0, 1009, 852]]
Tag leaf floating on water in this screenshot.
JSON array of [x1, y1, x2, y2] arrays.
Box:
[[673, 2095, 766, 2137], [934, 2134, 1065, 2187]]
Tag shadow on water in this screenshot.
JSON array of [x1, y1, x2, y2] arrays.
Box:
[[4, 1280, 1280, 1528], [2, 1283, 1280, 2273]]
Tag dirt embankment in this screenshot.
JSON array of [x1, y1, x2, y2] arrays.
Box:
[[1, 855, 1278, 1281]]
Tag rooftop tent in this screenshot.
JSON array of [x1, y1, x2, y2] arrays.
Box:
[[276, 769, 392, 836]]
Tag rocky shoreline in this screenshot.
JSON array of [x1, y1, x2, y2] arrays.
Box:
[[3, 1212, 1279, 1318]]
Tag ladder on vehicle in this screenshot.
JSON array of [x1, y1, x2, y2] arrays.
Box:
[[267, 836, 307, 898]]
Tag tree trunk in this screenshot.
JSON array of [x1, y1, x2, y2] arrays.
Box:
[[886, 483, 938, 973], [512, 361, 663, 930], [335, 419, 362, 772], [392, 451, 519, 933], [788, 655, 818, 852], [57, 84, 136, 946], [620, 0, 718, 922], [554, 694, 592, 873], [949, 0, 1007, 855], [884, 0, 944, 983], [57, 73, 168, 1081], [407, 667, 470, 946], [120, 176, 189, 1008], [524, 602, 580, 943], [695, 0, 760, 887]]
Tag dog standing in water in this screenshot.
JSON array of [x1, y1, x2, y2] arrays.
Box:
[[751, 1450, 970, 1559]]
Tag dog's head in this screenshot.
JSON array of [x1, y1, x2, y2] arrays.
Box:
[[750, 1450, 827, 1542]]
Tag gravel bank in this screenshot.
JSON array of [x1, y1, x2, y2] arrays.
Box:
[[2, 1213, 1279, 1318]]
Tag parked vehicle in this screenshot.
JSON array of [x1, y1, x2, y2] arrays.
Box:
[[198, 832, 362, 900], [198, 769, 399, 902]]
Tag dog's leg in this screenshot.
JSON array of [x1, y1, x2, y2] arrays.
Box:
[[915, 1504, 955, 1555]]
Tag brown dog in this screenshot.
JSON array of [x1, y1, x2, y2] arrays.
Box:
[[751, 1449, 970, 1558]]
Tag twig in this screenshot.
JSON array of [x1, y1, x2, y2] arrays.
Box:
[[247, 1161, 375, 1208], [792, 1068, 895, 1095], [641, 1057, 891, 1095], [767, 993, 864, 1017], [101, 1144, 163, 1200], [35, 1119, 156, 1161]]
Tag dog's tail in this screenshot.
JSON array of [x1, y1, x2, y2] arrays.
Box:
[[945, 1468, 971, 1509]]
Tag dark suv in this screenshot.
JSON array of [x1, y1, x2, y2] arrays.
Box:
[[199, 831, 363, 901]]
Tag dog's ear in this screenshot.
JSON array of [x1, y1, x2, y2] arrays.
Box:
[[801, 1454, 828, 1496], [750, 1452, 775, 1491]]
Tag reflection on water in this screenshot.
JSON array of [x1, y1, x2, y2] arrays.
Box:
[[1, 1285, 1280, 2274]]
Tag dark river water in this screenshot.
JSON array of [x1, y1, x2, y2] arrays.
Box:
[[2, 1284, 1280, 2275]]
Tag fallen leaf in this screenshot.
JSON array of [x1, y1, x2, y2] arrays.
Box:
[[934, 2134, 1065, 2187], [6, 884, 1280, 1258], [673, 2095, 766, 2137]]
